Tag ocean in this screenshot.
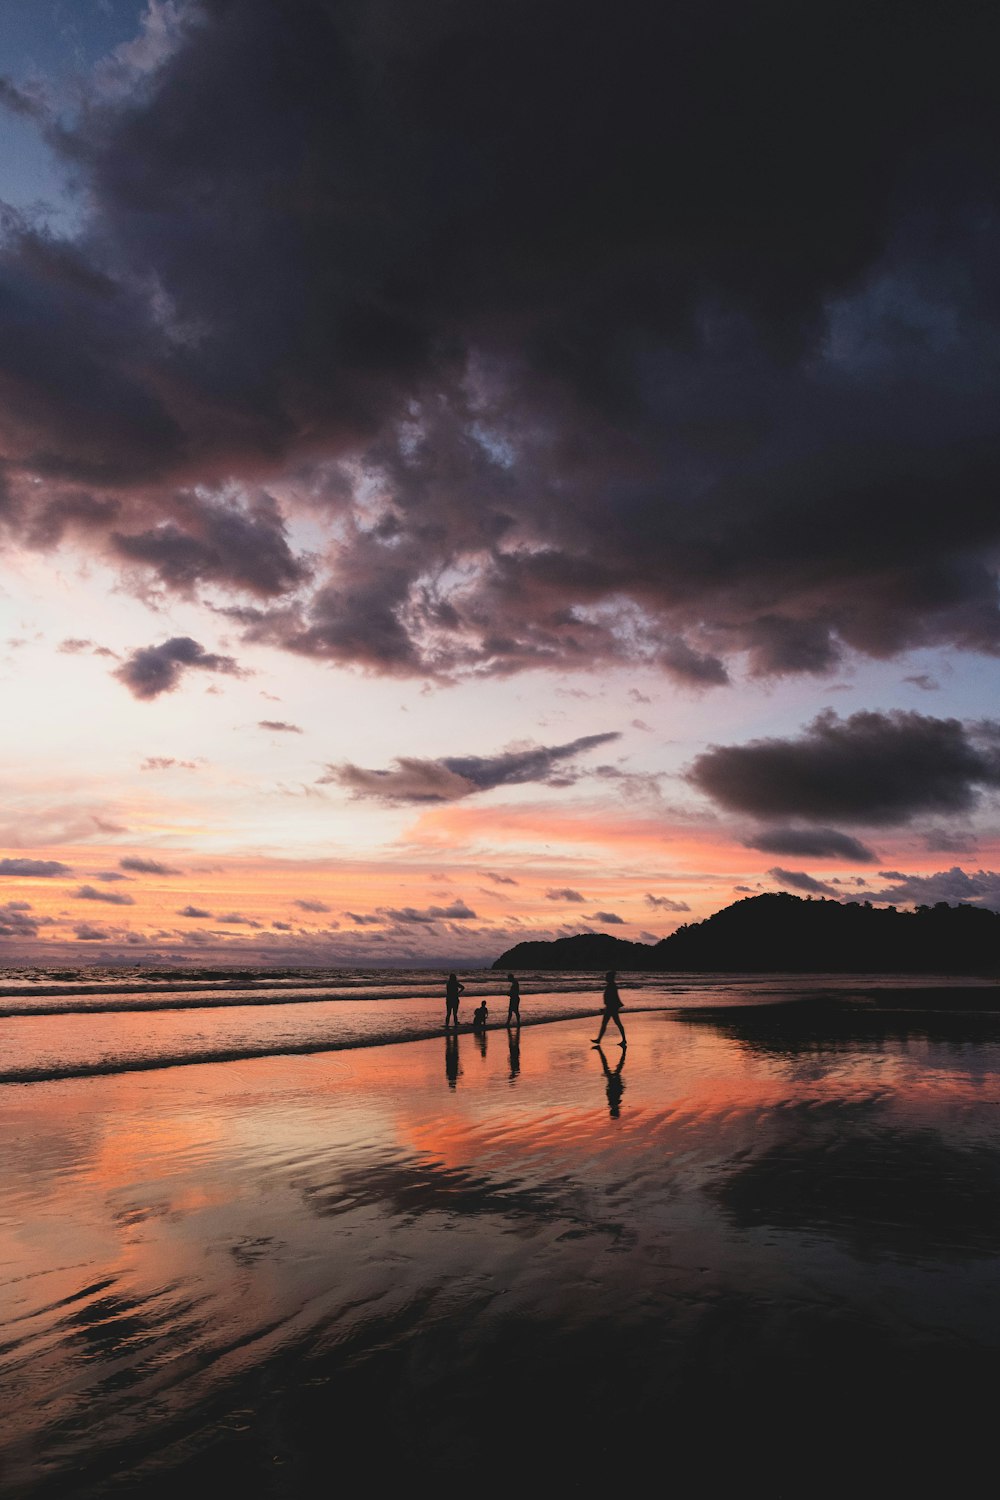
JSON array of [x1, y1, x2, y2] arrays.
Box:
[[2, 968, 999, 1496]]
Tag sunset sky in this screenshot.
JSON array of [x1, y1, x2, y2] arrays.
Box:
[[1, 0, 999, 966]]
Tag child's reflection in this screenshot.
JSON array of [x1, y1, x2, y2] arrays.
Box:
[[595, 1043, 626, 1118]]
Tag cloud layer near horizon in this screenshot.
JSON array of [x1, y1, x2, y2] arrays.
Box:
[[0, 1, 997, 688]]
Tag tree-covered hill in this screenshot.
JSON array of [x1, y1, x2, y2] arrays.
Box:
[[492, 892, 1000, 974]]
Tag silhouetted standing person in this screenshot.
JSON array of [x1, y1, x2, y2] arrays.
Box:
[[595, 1044, 626, 1117], [445, 971, 465, 1027], [506, 972, 521, 1026], [592, 969, 626, 1046]]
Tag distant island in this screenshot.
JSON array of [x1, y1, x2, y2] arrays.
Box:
[[492, 892, 1000, 975]]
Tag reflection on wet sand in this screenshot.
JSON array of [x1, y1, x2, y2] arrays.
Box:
[[507, 1025, 520, 1080], [595, 1043, 626, 1117], [2, 1005, 999, 1496]]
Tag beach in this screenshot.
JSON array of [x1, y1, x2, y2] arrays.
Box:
[[2, 979, 999, 1496]]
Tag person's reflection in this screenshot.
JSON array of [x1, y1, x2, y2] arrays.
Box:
[[595, 1044, 626, 1118], [507, 1025, 520, 1081], [445, 1030, 461, 1088], [476, 1023, 488, 1058]]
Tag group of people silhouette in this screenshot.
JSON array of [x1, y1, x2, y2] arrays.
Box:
[[442, 968, 625, 1113], [443, 969, 626, 1046]]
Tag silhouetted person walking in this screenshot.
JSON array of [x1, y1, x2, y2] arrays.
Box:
[[592, 969, 626, 1046], [445, 971, 465, 1027], [595, 1044, 626, 1117], [506, 972, 521, 1025]]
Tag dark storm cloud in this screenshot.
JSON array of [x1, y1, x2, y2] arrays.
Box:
[[767, 868, 839, 896], [113, 637, 243, 699], [688, 711, 1000, 826], [75, 884, 135, 905], [323, 733, 620, 803], [0, 3, 997, 683], [0, 858, 71, 877], [111, 493, 310, 597], [120, 856, 184, 875], [743, 827, 878, 863]]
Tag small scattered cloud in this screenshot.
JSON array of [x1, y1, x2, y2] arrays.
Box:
[[346, 911, 383, 925], [743, 827, 878, 863], [178, 905, 212, 918], [74, 924, 110, 941], [120, 856, 184, 875], [481, 870, 519, 885], [591, 910, 625, 924], [0, 858, 72, 877], [58, 637, 117, 658], [0, 901, 51, 937], [766, 867, 839, 896], [94, 871, 130, 882], [644, 893, 691, 912], [259, 719, 303, 733], [114, 637, 244, 700], [140, 756, 201, 771], [851, 867, 1000, 909], [546, 888, 586, 902], [378, 901, 477, 924], [294, 898, 330, 912], [75, 884, 136, 905], [322, 733, 620, 803], [903, 674, 940, 691]]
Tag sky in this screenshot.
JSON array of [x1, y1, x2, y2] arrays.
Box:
[[1, 0, 999, 967]]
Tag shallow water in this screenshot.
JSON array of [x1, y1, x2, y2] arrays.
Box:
[[0, 965, 991, 1082], [2, 998, 999, 1496]]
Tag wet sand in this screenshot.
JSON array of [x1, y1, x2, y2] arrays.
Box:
[[2, 1001, 999, 1497]]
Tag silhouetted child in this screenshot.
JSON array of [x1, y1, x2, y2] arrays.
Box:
[[472, 1000, 489, 1029]]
